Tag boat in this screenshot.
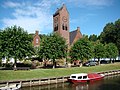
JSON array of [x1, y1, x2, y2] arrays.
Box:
[[68, 73, 104, 84], [0, 83, 21, 90]]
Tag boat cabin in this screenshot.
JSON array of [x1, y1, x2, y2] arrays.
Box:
[[70, 73, 89, 80]]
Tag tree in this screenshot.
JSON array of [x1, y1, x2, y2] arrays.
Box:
[[115, 19, 120, 54], [105, 43, 118, 63], [0, 25, 34, 69], [69, 38, 93, 65], [99, 19, 120, 54], [93, 42, 105, 65], [0, 30, 2, 60], [100, 23, 116, 43], [89, 34, 98, 42], [39, 33, 67, 68]]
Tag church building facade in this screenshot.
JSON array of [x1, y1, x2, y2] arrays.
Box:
[[32, 31, 40, 47], [32, 4, 82, 47], [53, 4, 82, 46]]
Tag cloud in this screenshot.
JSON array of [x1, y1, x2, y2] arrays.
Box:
[[3, 1, 21, 8], [67, 0, 113, 7], [2, 0, 60, 34], [3, 16, 51, 33], [1, 0, 114, 34]]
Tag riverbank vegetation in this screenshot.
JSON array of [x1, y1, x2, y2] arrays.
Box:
[[0, 19, 120, 69], [0, 63, 120, 81]]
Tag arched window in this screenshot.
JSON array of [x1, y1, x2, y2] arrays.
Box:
[[65, 24, 67, 31], [62, 24, 64, 30], [54, 24, 58, 31], [54, 26, 56, 31], [56, 24, 58, 30], [36, 38, 39, 44]]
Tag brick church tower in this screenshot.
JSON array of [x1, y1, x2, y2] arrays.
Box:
[[53, 4, 69, 45]]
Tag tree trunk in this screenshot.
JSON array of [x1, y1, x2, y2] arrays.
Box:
[[14, 58, 17, 70], [5, 57, 9, 67], [53, 59, 55, 69], [113, 58, 115, 63], [98, 58, 100, 65], [110, 58, 112, 63], [44, 60, 47, 67], [64, 58, 67, 67], [80, 62, 83, 67]]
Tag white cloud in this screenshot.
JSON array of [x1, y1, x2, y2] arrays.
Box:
[[3, 1, 21, 8], [2, 0, 60, 34], [1, 0, 114, 34], [83, 0, 113, 6], [67, 0, 113, 7], [3, 16, 51, 33]]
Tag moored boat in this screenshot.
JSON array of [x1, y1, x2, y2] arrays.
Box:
[[68, 73, 104, 84], [0, 83, 21, 90]]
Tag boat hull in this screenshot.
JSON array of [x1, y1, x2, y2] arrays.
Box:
[[68, 79, 90, 84], [68, 73, 104, 84]]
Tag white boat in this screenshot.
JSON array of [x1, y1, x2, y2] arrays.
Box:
[[68, 73, 104, 84], [0, 83, 21, 90]]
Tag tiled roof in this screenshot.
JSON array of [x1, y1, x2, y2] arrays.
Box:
[[69, 30, 78, 45], [69, 27, 82, 45]]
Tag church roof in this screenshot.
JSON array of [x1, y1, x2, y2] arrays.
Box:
[[53, 4, 68, 17], [69, 27, 82, 45], [69, 30, 78, 45], [53, 7, 63, 17]]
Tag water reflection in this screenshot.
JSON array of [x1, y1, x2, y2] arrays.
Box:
[[73, 80, 103, 90], [98, 75, 120, 90], [21, 75, 120, 90], [21, 83, 69, 90]]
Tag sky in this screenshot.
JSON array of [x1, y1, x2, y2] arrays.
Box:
[[0, 0, 120, 36]]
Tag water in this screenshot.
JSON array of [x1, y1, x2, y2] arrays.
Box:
[[21, 75, 120, 90]]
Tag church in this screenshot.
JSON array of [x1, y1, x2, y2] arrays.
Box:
[[33, 4, 82, 47], [53, 4, 82, 46]]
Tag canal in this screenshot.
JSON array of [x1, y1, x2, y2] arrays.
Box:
[[21, 75, 120, 90]]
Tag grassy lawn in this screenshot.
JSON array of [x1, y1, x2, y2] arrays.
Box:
[[0, 63, 120, 81]]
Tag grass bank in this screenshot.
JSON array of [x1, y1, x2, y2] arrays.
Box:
[[0, 63, 120, 81]]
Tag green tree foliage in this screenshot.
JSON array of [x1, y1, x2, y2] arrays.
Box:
[[0, 25, 34, 68], [39, 33, 67, 68], [0, 30, 2, 60], [82, 34, 89, 40], [93, 42, 105, 65], [105, 43, 118, 63], [100, 23, 116, 43], [89, 34, 98, 42], [115, 19, 120, 54], [39, 34, 47, 40], [99, 19, 120, 54], [69, 38, 93, 63]]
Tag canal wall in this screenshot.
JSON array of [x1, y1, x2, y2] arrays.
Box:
[[0, 69, 120, 87]]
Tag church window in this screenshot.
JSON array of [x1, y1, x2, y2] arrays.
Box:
[[62, 23, 68, 31], [36, 38, 39, 44], [62, 24, 65, 30], [54, 27, 56, 31], [65, 25, 67, 31], [54, 26, 56, 31], [56, 24, 58, 30], [54, 24, 58, 31]]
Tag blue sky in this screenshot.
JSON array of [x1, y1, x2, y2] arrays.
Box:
[[0, 0, 120, 36]]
